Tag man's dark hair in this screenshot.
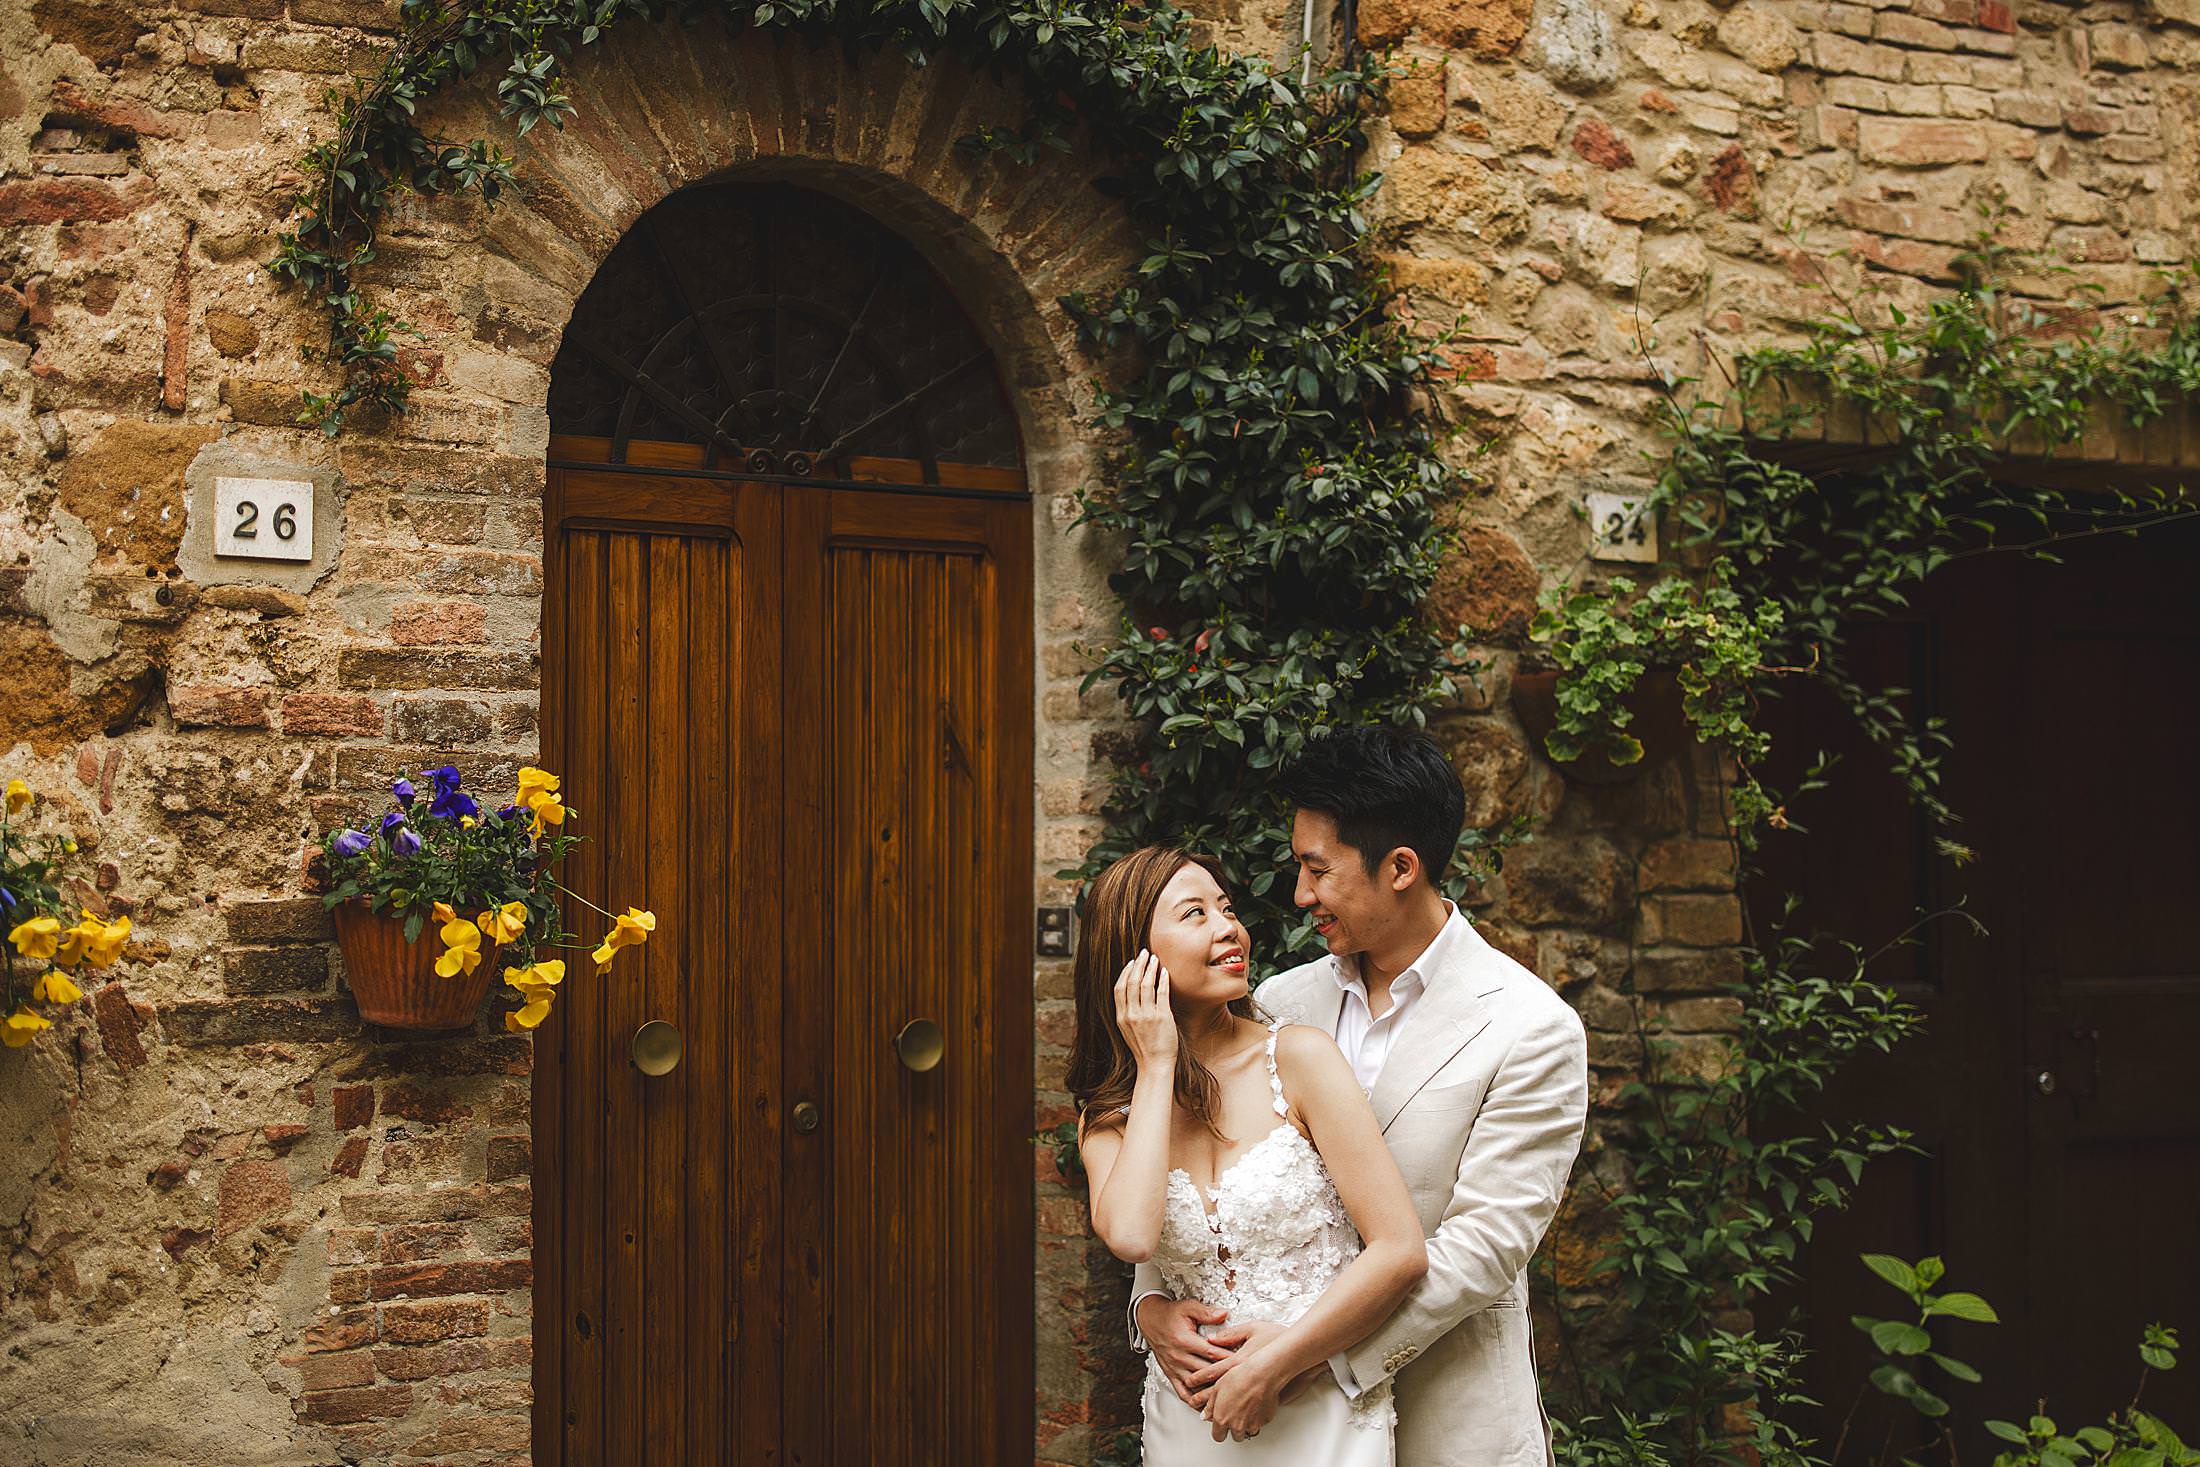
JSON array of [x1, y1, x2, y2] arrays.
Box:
[[1278, 726, 1467, 882]]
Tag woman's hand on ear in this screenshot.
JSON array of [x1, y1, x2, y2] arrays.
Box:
[[1114, 949, 1178, 1073]]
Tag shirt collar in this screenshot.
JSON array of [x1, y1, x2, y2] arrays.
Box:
[[1331, 900, 1466, 994]]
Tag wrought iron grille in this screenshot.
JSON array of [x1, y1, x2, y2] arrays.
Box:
[[548, 182, 1022, 483]]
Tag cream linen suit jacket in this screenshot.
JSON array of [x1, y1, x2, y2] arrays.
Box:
[[1131, 917, 1588, 1467]]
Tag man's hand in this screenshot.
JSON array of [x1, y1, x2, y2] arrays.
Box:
[[1135, 1295, 1232, 1405], [1183, 1318, 1286, 1409]]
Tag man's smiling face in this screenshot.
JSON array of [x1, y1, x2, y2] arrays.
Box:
[[1290, 808, 1390, 957]]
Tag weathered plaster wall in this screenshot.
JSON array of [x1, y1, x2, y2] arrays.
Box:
[[1, 0, 2194, 1461]]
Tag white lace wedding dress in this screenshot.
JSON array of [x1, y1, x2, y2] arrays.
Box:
[[1141, 1021, 1395, 1464]]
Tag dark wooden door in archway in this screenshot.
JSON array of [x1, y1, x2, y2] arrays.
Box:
[[1752, 512, 2200, 1445], [534, 181, 1035, 1465]]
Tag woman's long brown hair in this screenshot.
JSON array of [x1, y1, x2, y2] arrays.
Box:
[[1065, 845, 1259, 1141]]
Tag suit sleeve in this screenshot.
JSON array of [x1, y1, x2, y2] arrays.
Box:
[[1126, 1261, 1167, 1349], [1340, 1000, 1588, 1393]]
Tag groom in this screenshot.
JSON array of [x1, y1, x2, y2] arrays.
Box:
[[1129, 727, 1589, 1465]]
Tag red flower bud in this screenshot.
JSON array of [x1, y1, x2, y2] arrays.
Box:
[[1148, 625, 1169, 641], [1193, 629, 1212, 655]]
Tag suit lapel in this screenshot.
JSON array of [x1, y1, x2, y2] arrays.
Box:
[[1367, 924, 1505, 1133]]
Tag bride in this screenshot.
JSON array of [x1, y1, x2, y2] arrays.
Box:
[[1068, 846, 1428, 1460]]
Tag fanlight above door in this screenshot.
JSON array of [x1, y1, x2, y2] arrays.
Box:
[[547, 182, 1022, 487]]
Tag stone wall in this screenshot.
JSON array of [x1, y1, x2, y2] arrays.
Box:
[[1, 0, 2194, 1462], [1324, 0, 2199, 1424]]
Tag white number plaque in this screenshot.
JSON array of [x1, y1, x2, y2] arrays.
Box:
[[213, 477, 314, 562], [1586, 491, 1657, 564]]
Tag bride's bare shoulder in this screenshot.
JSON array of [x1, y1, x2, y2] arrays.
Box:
[[1270, 1023, 1354, 1091]]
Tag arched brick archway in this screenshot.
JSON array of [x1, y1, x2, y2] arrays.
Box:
[[412, 23, 1141, 496]]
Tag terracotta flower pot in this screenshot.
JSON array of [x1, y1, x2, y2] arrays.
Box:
[[332, 899, 496, 1031], [1510, 668, 1692, 785]]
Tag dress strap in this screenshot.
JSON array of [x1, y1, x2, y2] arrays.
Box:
[[1263, 1019, 1288, 1118]]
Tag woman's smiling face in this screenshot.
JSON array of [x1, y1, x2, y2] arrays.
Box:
[[1146, 861, 1252, 1006]]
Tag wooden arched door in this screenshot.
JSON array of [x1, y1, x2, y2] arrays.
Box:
[[534, 183, 1035, 1465]]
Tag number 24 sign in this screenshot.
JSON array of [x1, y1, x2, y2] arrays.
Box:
[[213, 477, 314, 562], [1585, 491, 1657, 564]]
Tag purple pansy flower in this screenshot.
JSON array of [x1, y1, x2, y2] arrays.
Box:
[[330, 830, 371, 858], [392, 777, 416, 808], [498, 805, 524, 822], [380, 810, 407, 836], [429, 784, 479, 821], [391, 827, 422, 858], [420, 765, 477, 820]]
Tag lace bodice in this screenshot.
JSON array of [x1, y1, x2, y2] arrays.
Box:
[[1147, 1022, 1393, 1428]]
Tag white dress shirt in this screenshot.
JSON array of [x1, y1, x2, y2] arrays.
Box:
[[1330, 901, 1464, 1094]]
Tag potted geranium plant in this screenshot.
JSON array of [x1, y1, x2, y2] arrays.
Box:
[[3, 777, 132, 1048], [319, 763, 654, 1032]]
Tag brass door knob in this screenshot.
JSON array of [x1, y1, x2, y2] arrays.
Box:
[[894, 1017, 944, 1072], [632, 1020, 682, 1076], [792, 1100, 822, 1133]]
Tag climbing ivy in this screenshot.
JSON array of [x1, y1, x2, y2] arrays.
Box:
[[1537, 240, 2200, 1466]]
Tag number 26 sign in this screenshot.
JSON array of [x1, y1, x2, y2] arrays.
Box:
[[213, 477, 314, 562]]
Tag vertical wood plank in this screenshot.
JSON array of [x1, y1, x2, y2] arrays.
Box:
[[779, 487, 833, 1467], [732, 484, 787, 1465], [561, 528, 609, 1466], [603, 532, 648, 1465], [643, 534, 688, 1466], [685, 531, 730, 1467]]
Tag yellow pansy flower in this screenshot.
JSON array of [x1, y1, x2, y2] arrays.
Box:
[[5, 778, 30, 815], [33, 970, 83, 1005], [517, 768, 567, 837], [526, 796, 566, 837], [2, 1005, 51, 1048], [434, 917, 483, 978], [86, 914, 130, 968], [592, 908, 656, 972], [477, 901, 527, 945], [9, 915, 60, 961], [56, 916, 95, 970], [502, 973, 558, 1032], [610, 908, 656, 948], [503, 957, 566, 992]]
